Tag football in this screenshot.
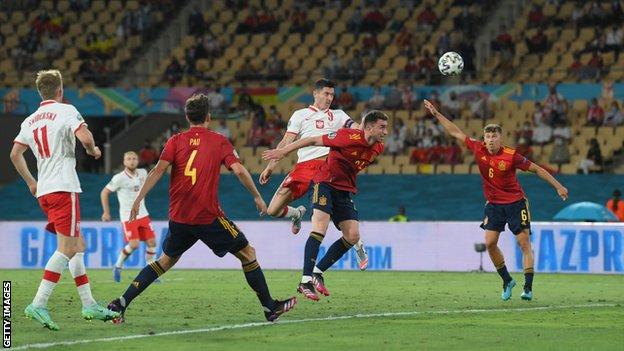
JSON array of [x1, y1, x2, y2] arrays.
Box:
[[438, 51, 464, 76]]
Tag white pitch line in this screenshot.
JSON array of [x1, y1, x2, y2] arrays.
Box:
[[12, 303, 617, 350]]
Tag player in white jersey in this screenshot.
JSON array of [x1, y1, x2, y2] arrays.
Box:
[[10, 70, 119, 330], [259, 78, 369, 270], [101, 151, 157, 282]]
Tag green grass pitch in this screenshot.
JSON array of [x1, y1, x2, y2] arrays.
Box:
[[3, 269, 623, 350]]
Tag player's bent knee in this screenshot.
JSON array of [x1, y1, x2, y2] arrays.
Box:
[[343, 230, 360, 244], [237, 245, 257, 263]]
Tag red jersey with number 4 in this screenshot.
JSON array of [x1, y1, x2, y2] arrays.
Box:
[[160, 126, 240, 224], [464, 136, 531, 204], [314, 128, 384, 193]]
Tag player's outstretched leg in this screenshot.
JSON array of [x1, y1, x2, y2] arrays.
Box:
[[516, 230, 534, 301], [485, 230, 515, 300], [68, 252, 119, 321], [113, 242, 137, 283], [235, 245, 297, 321], [314, 237, 355, 296], [298, 230, 326, 301], [108, 256, 171, 323], [24, 250, 69, 331]]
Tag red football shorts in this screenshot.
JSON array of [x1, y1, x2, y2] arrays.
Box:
[[281, 159, 326, 200], [38, 192, 81, 237], [122, 215, 156, 242]]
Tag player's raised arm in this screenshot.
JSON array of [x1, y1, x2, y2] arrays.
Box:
[[75, 124, 102, 159], [423, 99, 467, 142], [230, 162, 268, 216], [262, 136, 324, 161], [527, 162, 569, 201], [9, 142, 37, 196], [259, 131, 298, 185], [129, 159, 169, 221]]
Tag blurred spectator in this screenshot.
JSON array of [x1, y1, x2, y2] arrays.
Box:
[[436, 31, 451, 56], [457, 41, 477, 77], [586, 98, 605, 126], [164, 121, 180, 139], [605, 25, 623, 52], [408, 120, 427, 146], [401, 58, 419, 81], [213, 119, 231, 140], [362, 33, 380, 58], [526, 29, 548, 54], [384, 131, 402, 157], [362, 5, 386, 33], [266, 54, 288, 81], [139, 140, 159, 168], [491, 24, 512, 52], [578, 138, 603, 174], [164, 57, 183, 86], [237, 87, 255, 113], [604, 101, 624, 126], [290, 7, 312, 35], [543, 85, 568, 126], [43, 34, 63, 60], [247, 118, 266, 147], [395, 118, 408, 145], [263, 116, 284, 147], [527, 4, 546, 27], [369, 88, 385, 109], [347, 6, 363, 35], [515, 137, 534, 160], [571, 2, 585, 26], [417, 5, 438, 32], [532, 102, 553, 145], [409, 141, 429, 164], [569, 53, 588, 80], [384, 83, 402, 110], [427, 137, 446, 163], [235, 58, 259, 81], [470, 92, 492, 120], [207, 87, 226, 113], [515, 121, 534, 145], [586, 51, 604, 79], [346, 50, 365, 82], [257, 8, 277, 33], [396, 27, 413, 54], [445, 139, 463, 164], [587, 1, 607, 26], [401, 85, 416, 110], [268, 105, 286, 129], [421, 128, 434, 148], [336, 86, 355, 111], [606, 189, 624, 221], [417, 50, 436, 84], [188, 6, 204, 35], [454, 7, 477, 39], [442, 91, 462, 120], [202, 34, 222, 58], [388, 206, 408, 222], [552, 121, 572, 141], [323, 49, 342, 79], [236, 7, 258, 34], [549, 137, 571, 166]]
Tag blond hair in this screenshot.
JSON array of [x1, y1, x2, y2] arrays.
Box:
[[35, 69, 63, 100], [123, 151, 138, 158]]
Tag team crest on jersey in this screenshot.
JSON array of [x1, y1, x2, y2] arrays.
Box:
[[498, 160, 507, 171], [319, 195, 327, 206], [348, 133, 361, 140], [316, 120, 324, 129]]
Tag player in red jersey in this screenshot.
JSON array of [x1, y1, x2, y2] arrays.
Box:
[[108, 94, 296, 322], [263, 111, 388, 301], [424, 100, 568, 301]]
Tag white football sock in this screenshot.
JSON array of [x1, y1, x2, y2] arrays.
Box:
[[32, 251, 69, 308], [68, 252, 97, 307]]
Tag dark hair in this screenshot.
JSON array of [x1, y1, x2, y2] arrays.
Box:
[[484, 123, 503, 134], [362, 110, 389, 126], [185, 94, 210, 124], [313, 78, 335, 91]]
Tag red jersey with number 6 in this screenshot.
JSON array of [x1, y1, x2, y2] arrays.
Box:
[[464, 136, 531, 204], [160, 126, 240, 224], [313, 128, 384, 193]]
